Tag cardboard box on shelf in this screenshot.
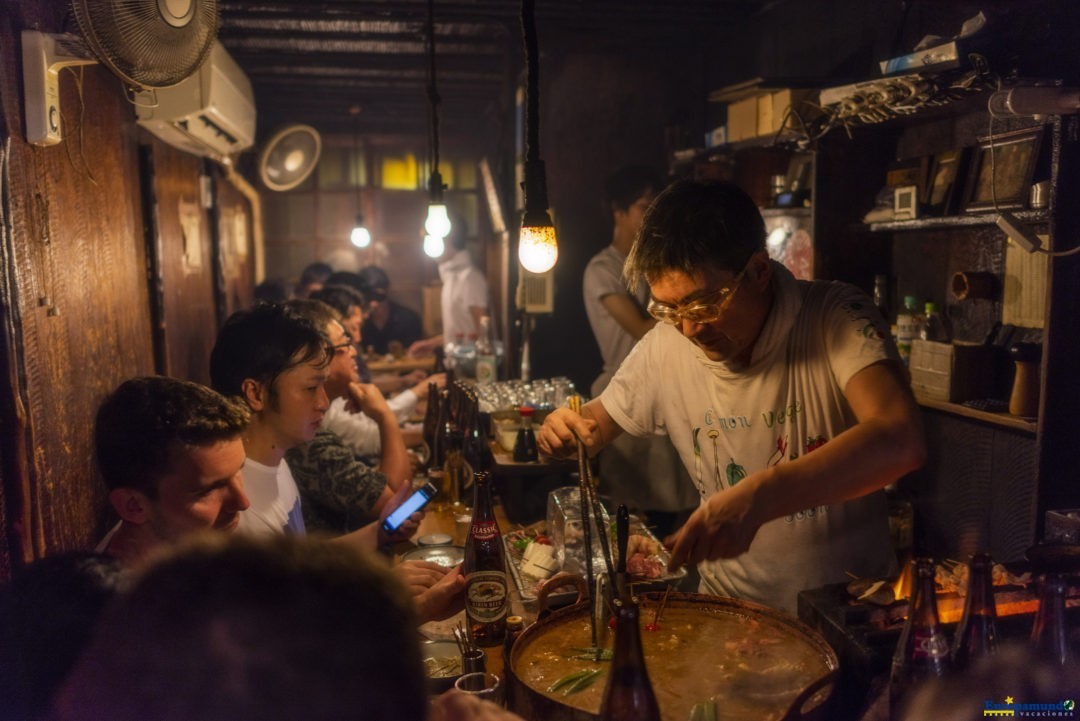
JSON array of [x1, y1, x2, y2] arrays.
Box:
[[909, 339, 994, 403], [726, 96, 758, 142], [770, 89, 817, 135]]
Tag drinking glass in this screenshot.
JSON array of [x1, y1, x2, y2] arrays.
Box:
[[454, 672, 503, 705]]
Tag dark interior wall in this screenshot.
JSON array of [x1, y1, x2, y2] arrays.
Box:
[[530, 48, 704, 392], [0, 4, 154, 571]]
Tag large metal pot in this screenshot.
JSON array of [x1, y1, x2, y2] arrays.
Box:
[[507, 573, 838, 721]]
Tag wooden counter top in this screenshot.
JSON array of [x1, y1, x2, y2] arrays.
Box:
[[366, 356, 436, 374]]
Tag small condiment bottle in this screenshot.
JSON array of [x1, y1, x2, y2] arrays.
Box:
[[512, 406, 539, 462], [503, 615, 525, 666], [952, 552, 998, 670]]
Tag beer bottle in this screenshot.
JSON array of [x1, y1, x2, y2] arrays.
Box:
[[952, 552, 998, 670], [464, 470, 507, 647], [421, 382, 440, 472], [1030, 573, 1073, 666], [598, 595, 661, 721], [889, 557, 950, 718]]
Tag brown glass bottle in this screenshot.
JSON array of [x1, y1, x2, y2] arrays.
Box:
[[421, 382, 440, 472], [464, 470, 507, 647], [1030, 573, 1072, 666], [598, 595, 661, 721], [503, 615, 525, 667], [952, 552, 998, 670], [889, 557, 951, 718]]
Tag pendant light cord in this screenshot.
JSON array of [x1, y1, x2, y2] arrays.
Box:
[[426, 0, 442, 180], [520, 0, 547, 216]]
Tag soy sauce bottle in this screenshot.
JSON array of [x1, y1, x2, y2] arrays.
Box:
[[889, 557, 951, 718], [464, 470, 507, 647], [598, 594, 661, 721], [952, 552, 997, 670], [512, 406, 539, 462]]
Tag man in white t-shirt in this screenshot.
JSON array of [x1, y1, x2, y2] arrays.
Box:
[[540, 180, 926, 614], [408, 218, 490, 358], [210, 303, 465, 621], [583, 166, 697, 536]]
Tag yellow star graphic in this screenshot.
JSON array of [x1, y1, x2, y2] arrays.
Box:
[[1005, 696, 1014, 705]]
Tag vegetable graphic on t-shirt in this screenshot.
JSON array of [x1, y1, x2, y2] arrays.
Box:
[[725, 457, 746, 486], [805, 434, 828, 453], [692, 427, 705, 493], [767, 435, 789, 467], [708, 429, 722, 490]]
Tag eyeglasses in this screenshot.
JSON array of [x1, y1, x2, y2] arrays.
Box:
[[646, 268, 747, 326], [328, 340, 354, 355]]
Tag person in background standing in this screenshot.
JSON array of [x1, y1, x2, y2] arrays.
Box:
[[583, 165, 698, 538], [408, 217, 489, 358]]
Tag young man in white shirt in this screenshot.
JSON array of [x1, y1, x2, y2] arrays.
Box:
[[540, 180, 926, 614]]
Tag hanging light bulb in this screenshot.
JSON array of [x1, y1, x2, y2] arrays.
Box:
[[424, 198, 451, 240], [348, 105, 372, 249], [423, 233, 445, 258], [422, 0, 451, 248], [519, 210, 558, 273], [518, 0, 557, 274], [350, 214, 371, 248]]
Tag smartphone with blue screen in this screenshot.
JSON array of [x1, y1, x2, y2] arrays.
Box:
[[381, 482, 438, 534]]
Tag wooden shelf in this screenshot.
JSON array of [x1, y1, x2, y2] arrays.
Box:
[[866, 209, 1049, 233], [914, 391, 1037, 435]]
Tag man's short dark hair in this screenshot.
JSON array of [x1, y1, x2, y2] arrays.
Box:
[[625, 179, 766, 288], [95, 377, 250, 496], [325, 271, 365, 295], [53, 535, 426, 721], [604, 165, 665, 212], [209, 304, 329, 401], [308, 285, 363, 319], [298, 262, 333, 288], [357, 265, 390, 292]]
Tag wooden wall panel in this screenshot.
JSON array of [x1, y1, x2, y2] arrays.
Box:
[[211, 169, 256, 323], [146, 139, 217, 384], [0, 5, 154, 576]]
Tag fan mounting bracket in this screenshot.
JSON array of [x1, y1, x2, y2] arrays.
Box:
[[21, 30, 97, 146]]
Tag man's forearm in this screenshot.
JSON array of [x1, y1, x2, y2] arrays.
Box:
[[374, 411, 411, 487]]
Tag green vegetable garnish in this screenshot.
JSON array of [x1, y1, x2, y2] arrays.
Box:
[[688, 699, 718, 721]]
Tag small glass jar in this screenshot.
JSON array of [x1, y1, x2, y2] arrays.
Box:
[[513, 406, 539, 462]]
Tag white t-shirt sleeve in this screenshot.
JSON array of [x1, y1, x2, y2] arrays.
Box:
[[820, 282, 900, 391], [322, 398, 382, 456], [597, 325, 667, 437], [583, 253, 625, 302], [387, 388, 418, 423], [462, 268, 489, 310]]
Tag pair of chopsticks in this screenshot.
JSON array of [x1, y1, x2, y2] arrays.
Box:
[[453, 621, 477, 658]]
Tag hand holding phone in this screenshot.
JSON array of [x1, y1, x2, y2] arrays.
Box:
[[381, 482, 438, 534]]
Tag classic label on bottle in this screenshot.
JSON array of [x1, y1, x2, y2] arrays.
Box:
[[466, 571, 508, 622], [470, 520, 499, 542], [911, 630, 950, 659]]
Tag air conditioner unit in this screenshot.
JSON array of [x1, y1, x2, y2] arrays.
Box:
[[135, 42, 255, 163]]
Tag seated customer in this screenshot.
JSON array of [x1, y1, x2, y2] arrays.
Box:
[[283, 298, 411, 533], [209, 303, 464, 621], [310, 285, 444, 456], [0, 552, 123, 721], [355, 264, 424, 355], [93, 376, 251, 567], [51, 535, 522, 721]]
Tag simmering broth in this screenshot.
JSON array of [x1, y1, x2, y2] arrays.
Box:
[[514, 599, 833, 721]]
